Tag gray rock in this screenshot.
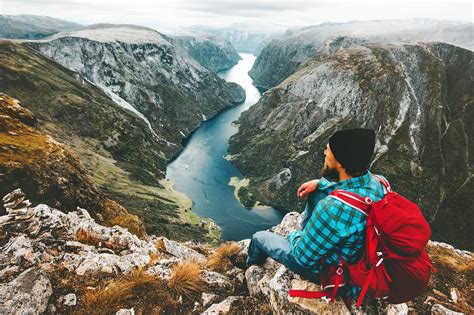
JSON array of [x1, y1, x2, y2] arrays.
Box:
[[160, 237, 206, 262], [201, 270, 231, 287], [0, 235, 40, 270], [385, 303, 409, 315], [270, 212, 300, 236], [61, 293, 77, 306], [202, 296, 241, 314], [116, 308, 135, 315], [201, 293, 218, 307], [431, 303, 463, 315], [2, 188, 26, 205], [0, 268, 52, 314], [450, 288, 458, 304], [289, 279, 350, 315], [75, 252, 151, 275], [146, 258, 179, 279], [271, 168, 292, 190]]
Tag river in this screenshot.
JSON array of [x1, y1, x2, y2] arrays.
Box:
[[166, 53, 285, 240]]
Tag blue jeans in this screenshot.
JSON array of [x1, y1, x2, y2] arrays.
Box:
[[247, 190, 328, 283], [247, 231, 320, 283]]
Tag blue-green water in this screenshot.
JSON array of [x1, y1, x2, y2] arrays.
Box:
[[166, 53, 285, 240]]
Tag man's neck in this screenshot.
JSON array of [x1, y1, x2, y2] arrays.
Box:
[[338, 171, 353, 182]]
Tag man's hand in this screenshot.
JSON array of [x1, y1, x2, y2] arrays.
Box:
[[297, 179, 319, 199]]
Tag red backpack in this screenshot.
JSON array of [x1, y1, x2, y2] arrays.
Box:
[[290, 175, 435, 307]]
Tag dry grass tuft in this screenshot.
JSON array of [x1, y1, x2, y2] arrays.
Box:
[[75, 228, 125, 251], [167, 260, 204, 298], [156, 238, 166, 252], [207, 243, 240, 272], [75, 228, 104, 248], [102, 198, 146, 239], [82, 268, 177, 314]]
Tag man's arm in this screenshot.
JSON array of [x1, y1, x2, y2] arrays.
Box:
[[288, 198, 342, 269], [298, 177, 338, 229]]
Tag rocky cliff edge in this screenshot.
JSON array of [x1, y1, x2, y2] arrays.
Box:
[[0, 188, 471, 314]]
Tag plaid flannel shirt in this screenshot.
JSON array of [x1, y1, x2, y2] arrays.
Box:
[[287, 171, 386, 296]]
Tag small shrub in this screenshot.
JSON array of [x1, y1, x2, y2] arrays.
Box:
[[75, 228, 103, 248], [167, 260, 204, 298], [108, 213, 146, 238], [207, 243, 240, 272], [75, 228, 124, 251], [82, 268, 177, 314]]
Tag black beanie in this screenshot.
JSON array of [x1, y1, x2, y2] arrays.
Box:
[[329, 128, 376, 174]]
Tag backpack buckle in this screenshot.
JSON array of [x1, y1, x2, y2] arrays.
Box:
[[376, 258, 384, 267], [364, 197, 372, 204]]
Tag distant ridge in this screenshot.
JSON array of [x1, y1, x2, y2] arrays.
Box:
[[0, 14, 81, 39]]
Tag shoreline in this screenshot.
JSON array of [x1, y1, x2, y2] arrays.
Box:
[[228, 176, 271, 210]]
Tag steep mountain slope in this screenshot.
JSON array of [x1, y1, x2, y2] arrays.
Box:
[[0, 42, 216, 241], [173, 33, 241, 72], [250, 20, 474, 89], [0, 14, 81, 39], [28, 24, 245, 151], [0, 93, 145, 236], [229, 42, 474, 250]]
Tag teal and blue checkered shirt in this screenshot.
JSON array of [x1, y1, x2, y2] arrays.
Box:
[[287, 171, 386, 296]]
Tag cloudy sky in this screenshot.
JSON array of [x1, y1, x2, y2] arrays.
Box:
[[1, 0, 472, 30]]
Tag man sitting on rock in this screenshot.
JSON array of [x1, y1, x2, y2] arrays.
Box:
[[230, 128, 385, 296]]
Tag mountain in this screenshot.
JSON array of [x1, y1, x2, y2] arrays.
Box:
[[189, 23, 287, 54], [1, 189, 471, 313], [28, 24, 245, 153], [250, 19, 474, 89], [172, 32, 242, 72], [0, 43, 217, 241], [0, 14, 81, 39], [0, 93, 145, 236], [229, 42, 474, 250]]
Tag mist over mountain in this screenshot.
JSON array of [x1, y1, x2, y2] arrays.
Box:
[[0, 14, 81, 39], [250, 19, 474, 89], [188, 22, 287, 54], [172, 32, 242, 72]]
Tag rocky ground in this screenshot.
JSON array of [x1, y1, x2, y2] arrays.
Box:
[[0, 188, 471, 314]]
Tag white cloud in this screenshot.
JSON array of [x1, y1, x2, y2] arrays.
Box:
[[1, 0, 472, 30]]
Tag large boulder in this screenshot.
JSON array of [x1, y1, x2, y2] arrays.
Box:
[[0, 268, 53, 314]]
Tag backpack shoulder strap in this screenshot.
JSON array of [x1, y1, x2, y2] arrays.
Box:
[[372, 174, 392, 193], [329, 190, 371, 216]]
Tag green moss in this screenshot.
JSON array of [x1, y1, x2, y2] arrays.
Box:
[[238, 186, 257, 209]]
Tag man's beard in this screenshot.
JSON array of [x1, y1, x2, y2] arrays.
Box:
[[320, 164, 340, 181]]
